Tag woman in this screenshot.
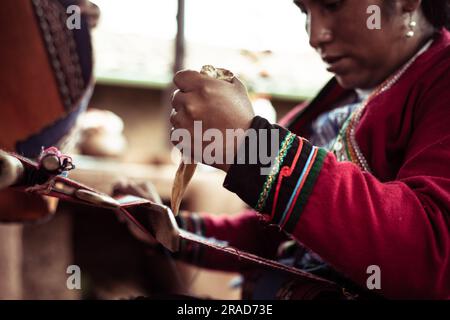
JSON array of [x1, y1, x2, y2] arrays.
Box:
[[123, 0, 450, 299]]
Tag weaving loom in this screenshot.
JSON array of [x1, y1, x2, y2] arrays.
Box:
[[0, 1, 360, 300], [0, 0, 93, 221], [0, 148, 346, 300]]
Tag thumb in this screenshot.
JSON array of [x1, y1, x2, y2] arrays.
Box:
[[232, 76, 249, 93]]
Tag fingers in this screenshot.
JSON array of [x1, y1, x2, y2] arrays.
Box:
[[170, 89, 193, 128], [171, 89, 188, 112], [169, 107, 189, 129], [112, 180, 161, 203], [173, 69, 205, 92], [112, 179, 130, 196], [148, 184, 163, 204], [113, 181, 140, 197], [137, 181, 162, 205]]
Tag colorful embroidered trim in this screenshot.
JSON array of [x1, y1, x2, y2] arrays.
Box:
[[270, 137, 303, 221], [278, 146, 319, 227], [282, 148, 327, 233], [255, 132, 296, 212], [331, 39, 431, 172]]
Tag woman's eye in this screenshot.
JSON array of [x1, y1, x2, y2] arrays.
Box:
[[323, 0, 343, 12]]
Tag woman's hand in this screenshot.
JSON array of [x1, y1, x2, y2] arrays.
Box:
[[170, 70, 255, 172], [112, 180, 161, 246], [113, 180, 162, 205]]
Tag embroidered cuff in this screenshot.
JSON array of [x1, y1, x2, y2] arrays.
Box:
[[223, 116, 327, 234]]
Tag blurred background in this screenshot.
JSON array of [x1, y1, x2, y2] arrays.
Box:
[[90, 0, 331, 162], [0, 0, 331, 300]]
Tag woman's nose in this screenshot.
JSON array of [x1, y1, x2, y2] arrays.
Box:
[[308, 15, 333, 49]]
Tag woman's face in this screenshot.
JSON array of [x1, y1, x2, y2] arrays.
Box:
[[295, 0, 416, 89]]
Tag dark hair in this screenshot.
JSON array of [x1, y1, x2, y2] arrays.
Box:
[[421, 0, 450, 30]]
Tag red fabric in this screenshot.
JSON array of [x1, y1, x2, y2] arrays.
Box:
[[194, 30, 450, 299], [295, 31, 450, 299], [197, 210, 289, 272]]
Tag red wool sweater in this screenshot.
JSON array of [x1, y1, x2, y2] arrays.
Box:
[[181, 29, 450, 299]]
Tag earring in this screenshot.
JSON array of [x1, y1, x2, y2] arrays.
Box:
[[406, 13, 416, 38]]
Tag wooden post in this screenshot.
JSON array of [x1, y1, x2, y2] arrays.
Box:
[[162, 0, 186, 146], [174, 0, 185, 73]]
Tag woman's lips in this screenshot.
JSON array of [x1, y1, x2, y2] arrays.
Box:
[[322, 55, 348, 73]]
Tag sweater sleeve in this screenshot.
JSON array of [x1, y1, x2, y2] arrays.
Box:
[[223, 110, 450, 299], [175, 210, 289, 273]]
